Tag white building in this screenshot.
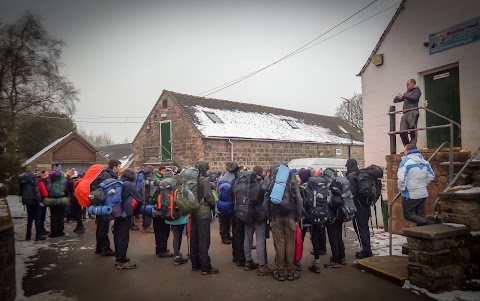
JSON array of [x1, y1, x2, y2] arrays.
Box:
[[359, 0, 480, 166]]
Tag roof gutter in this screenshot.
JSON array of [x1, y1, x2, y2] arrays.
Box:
[[203, 136, 364, 146]]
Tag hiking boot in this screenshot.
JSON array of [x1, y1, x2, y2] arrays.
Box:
[[287, 271, 300, 281], [273, 271, 286, 281], [173, 255, 188, 266], [324, 261, 340, 268], [236, 260, 246, 267], [340, 257, 347, 265], [221, 238, 232, 244], [308, 264, 321, 273], [257, 265, 273, 276], [157, 250, 173, 258], [244, 260, 259, 271], [74, 226, 85, 233], [201, 267, 219, 275], [116, 260, 136, 269], [355, 251, 373, 259], [100, 249, 115, 257], [42, 230, 50, 236], [295, 261, 302, 272], [130, 224, 139, 231], [35, 236, 46, 241], [192, 266, 201, 271]]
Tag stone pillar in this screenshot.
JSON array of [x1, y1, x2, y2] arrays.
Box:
[[0, 184, 16, 301], [438, 191, 480, 231], [404, 224, 471, 293]]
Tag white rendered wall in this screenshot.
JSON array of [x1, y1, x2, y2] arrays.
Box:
[[361, 0, 480, 166]]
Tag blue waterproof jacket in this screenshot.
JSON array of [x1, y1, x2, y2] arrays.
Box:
[[397, 149, 435, 199]]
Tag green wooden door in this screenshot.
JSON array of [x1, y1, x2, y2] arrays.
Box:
[[424, 66, 461, 148], [160, 121, 171, 161]]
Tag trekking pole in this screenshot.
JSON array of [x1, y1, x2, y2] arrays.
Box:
[[353, 217, 363, 250]]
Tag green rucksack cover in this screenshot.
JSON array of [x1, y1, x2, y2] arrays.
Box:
[[176, 167, 200, 214]]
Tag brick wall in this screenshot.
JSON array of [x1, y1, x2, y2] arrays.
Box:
[[203, 138, 364, 171]]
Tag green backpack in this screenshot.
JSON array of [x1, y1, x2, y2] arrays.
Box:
[[176, 167, 200, 214]]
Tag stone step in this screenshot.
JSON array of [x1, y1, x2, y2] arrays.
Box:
[[355, 255, 409, 286], [422, 150, 471, 163]]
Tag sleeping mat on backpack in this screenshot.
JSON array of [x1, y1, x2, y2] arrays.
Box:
[[270, 164, 290, 204]]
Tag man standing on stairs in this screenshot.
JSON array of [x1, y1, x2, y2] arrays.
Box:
[[394, 79, 421, 147], [397, 144, 436, 226]]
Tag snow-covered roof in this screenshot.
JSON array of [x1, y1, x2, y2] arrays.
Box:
[[167, 91, 363, 144], [24, 133, 72, 165], [98, 143, 133, 168]]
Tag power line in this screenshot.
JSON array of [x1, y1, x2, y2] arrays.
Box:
[[198, 0, 389, 97], [200, 0, 401, 96]]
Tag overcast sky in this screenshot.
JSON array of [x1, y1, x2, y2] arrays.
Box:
[[0, 0, 400, 143]]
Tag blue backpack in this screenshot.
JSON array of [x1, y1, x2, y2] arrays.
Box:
[[135, 171, 145, 195], [100, 179, 124, 206], [216, 171, 236, 214]]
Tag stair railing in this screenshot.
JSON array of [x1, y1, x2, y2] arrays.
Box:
[[387, 141, 450, 255], [433, 145, 480, 221]]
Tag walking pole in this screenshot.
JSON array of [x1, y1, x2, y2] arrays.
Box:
[[187, 214, 192, 259]]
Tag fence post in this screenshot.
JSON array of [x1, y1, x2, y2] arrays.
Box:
[[389, 106, 396, 154]]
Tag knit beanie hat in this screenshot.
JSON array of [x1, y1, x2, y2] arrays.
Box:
[[65, 168, 76, 178], [298, 169, 311, 184], [163, 168, 174, 179]]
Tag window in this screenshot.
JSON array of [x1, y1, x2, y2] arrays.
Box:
[[162, 99, 168, 108], [204, 111, 223, 123], [285, 120, 299, 129]]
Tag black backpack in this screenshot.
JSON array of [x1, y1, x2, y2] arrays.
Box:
[[329, 176, 356, 223], [18, 172, 40, 205], [303, 176, 330, 225], [234, 171, 260, 224], [267, 164, 296, 216], [356, 165, 383, 206]]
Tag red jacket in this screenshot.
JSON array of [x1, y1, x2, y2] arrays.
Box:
[[38, 180, 48, 199]]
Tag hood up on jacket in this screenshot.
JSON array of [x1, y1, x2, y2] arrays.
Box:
[[405, 149, 428, 164], [345, 158, 359, 176], [195, 161, 210, 177]]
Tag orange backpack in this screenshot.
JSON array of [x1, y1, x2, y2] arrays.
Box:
[[74, 164, 104, 208]]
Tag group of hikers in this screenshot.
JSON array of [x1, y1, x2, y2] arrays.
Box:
[[18, 142, 435, 280]]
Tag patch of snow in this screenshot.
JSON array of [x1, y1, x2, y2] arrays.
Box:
[[455, 187, 480, 194], [192, 105, 363, 144], [443, 223, 467, 228], [18, 290, 78, 301], [450, 185, 473, 190], [348, 227, 406, 256], [79, 246, 94, 250], [403, 280, 480, 301], [60, 247, 69, 252], [471, 231, 480, 236]]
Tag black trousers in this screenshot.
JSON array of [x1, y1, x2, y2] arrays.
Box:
[[26, 203, 42, 239], [50, 205, 65, 236], [96, 215, 111, 252], [219, 212, 232, 239], [311, 224, 327, 259], [326, 221, 345, 263], [40, 206, 47, 232], [171, 224, 185, 256], [114, 217, 130, 262], [353, 201, 371, 254], [70, 198, 84, 228], [190, 216, 212, 272], [232, 216, 245, 263], [153, 216, 171, 254]]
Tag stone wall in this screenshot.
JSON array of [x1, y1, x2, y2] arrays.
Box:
[[0, 185, 15, 301], [203, 138, 364, 171], [386, 151, 471, 234]]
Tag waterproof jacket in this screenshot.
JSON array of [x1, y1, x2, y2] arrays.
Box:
[[397, 149, 435, 199], [393, 86, 421, 111], [120, 177, 143, 217], [194, 161, 215, 220], [345, 159, 360, 200]]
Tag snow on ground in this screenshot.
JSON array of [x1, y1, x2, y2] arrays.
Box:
[[455, 187, 480, 194], [403, 281, 480, 301], [346, 226, 407, 256], [7, 196, 78, 301]]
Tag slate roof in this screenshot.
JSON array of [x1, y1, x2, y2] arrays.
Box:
[[98, 143, 133, 168], [165, 90, 363, 144]]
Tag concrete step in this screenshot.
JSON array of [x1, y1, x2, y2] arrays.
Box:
[[355, 255, 409, 286]]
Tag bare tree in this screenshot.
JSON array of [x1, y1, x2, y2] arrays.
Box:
[[335, 93, 363, 135], [0, 12, 79, 153], [78, 128, 115, 147]]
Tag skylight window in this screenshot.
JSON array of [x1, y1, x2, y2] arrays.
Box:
[[204, 111, 223, 123], [285, 120, 299, 129]]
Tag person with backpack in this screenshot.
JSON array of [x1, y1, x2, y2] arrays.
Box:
[[152, 167, 174, 258], [93, 159, 123, 256], [47, 163, 67, 238], [190, 161, 219, 275], [65, 169, 85, 234], [346, 159, 375, 259], [114, 168, 143, 269], [163, 168, 189, 265], [37, 171, 50, 236], [398, 144, 435, 226], [241, 166, 273, 275], [139, 165, 154, 233], [18, 171, 46, 241], [265, 164, 303, 281], [217, 162, 237, 245]]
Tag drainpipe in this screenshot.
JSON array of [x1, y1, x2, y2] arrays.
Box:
[[228, 139, 234, 161]]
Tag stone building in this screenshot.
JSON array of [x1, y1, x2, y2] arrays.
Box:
[[24, 131, 108, 172], [131, 90, 364, 171]]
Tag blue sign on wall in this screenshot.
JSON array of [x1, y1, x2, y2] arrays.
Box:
[[429, 17, 479, 55]]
